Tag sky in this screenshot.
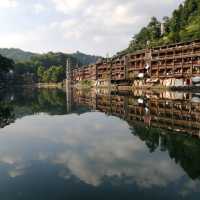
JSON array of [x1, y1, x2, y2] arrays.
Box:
[[0, 0, 183, 56]]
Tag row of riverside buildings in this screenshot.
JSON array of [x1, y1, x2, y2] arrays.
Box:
[[69, 39, 200, 88]]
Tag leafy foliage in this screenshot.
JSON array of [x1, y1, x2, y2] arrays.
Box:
[[31, 52, 79, 70], [126, 0, 200, 53], [0, 54, 14, 73], [0, 54, 14, 83], [37, 65, 65, 83], [8, 51, 100, 83], [13, 52, 78, 83], [72, 51, 101, 66]]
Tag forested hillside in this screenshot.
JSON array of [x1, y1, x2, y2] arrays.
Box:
[[0, 48, 100, 66], [0, 48, 38, 63], [14, 52, 79, 83], [126, 0, 200, 53], [72, 51, 101, 65], [0, 49, 101, 83]]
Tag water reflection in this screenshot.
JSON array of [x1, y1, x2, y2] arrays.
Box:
[[0, 88, 200, 199], [72, 89, 200, 137]]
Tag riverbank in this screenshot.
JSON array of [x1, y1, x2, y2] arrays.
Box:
[[72, 81, 200, 92], [2, 80, 200, 92], [37, 82, 64, 89]]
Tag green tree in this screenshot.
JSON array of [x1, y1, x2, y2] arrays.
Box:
[[163, 16, 170, 34], [148, 17, 161, 40], [0, 54, 14, 73], [39, 65, 65, 83], [49, 66, 65, 83], [37, 66, 45, 82], [125, 0, 200, 53], [42, 70, 51, 83]]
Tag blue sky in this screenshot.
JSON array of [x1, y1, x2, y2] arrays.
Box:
[[0, 0, 183, 56]]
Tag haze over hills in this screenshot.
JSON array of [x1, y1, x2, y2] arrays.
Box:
[[0, 48, 101, 66]]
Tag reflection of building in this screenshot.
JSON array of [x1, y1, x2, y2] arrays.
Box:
[[72, 89, 97, 111], [71, 89, 200, 137]]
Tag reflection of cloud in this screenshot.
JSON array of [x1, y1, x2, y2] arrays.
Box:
[[33, 3, 46, 14], [0, 112, 193, 191], [180, 180, 200, 197], [0, 0, 18, 8], [0, 155, 18, 165], [8, 167, 25, 178], [52, 147, 183, 188], [8, 162, 31, 178], [0, 154, 27, 178]]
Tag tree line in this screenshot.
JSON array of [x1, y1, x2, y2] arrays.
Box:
[[0, 48, 101, 85], [0, 55, 14, 84], [37, 65, 65, 83], [13, 52, 79, 84], [0, 48, 101, 84]]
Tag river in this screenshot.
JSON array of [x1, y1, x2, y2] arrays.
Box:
[[0, 87, 200, 199]]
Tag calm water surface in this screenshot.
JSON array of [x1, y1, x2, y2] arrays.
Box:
[[0, 88, 200, 199]]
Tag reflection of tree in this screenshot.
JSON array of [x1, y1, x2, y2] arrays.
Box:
[[0, 102, 15, 128], [33, 89, 67, 115], [130, 125, 160, 153], [130, 122, 200, 180], [0, 88, 67, 129]]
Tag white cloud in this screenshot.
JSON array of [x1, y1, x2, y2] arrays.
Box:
[[0, 0, 184, 55], [0, 24, 68, 53], [0, 0, 18, 8], [52, 0, 87, 13], [49, 0, 183, 55], [33, 3, 46, 14], [0, 33, 27, 47]]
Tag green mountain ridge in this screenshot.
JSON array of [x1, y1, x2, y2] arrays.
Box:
[[0, 48, 101, 66], [0, 48, 38, 63], [0, 49, 101, 84]]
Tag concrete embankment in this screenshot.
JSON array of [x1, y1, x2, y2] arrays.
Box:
[[72, 81, 200, 92], [36, 82, 64, 89]]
